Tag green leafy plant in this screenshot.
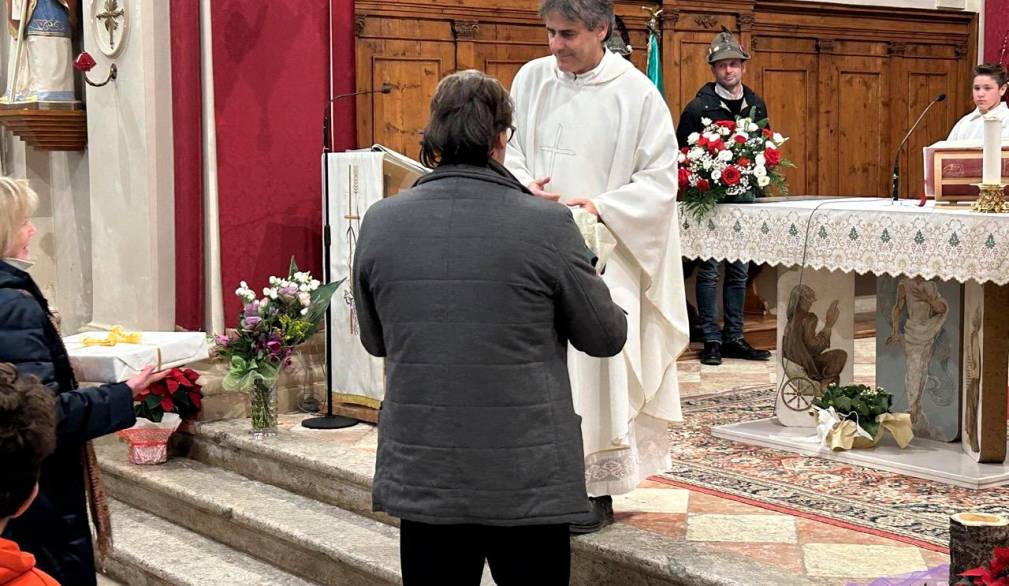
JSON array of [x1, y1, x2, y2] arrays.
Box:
[[812, 384, 892, 439]]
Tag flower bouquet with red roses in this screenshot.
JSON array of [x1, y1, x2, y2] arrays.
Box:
[[117, 368, 203, 464], [678, 116, 792, 220], [958, 547, 1009, 586]]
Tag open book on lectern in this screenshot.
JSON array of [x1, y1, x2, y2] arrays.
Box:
[[325, 146, 428, 409]]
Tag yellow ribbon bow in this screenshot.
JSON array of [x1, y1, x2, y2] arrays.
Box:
[[82, 325, 142, 347]]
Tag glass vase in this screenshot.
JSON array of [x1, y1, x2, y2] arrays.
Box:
[[248, 377, 279, 439]]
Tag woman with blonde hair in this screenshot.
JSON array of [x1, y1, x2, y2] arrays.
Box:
[[0, 177, 165, 585]]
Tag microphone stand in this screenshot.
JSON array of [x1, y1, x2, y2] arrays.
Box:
[[302, 83, 392, 431], [891, 94, 945, 203]]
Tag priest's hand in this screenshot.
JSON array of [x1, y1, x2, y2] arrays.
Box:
[[528, 177, 561, 202], [566, 197, 598, 218]]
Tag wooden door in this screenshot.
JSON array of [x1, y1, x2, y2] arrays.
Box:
[[749, 38, 819, 196], [817, 45, 891, 196], [356, 25, 456, 160], [890, 49, 962, 198]]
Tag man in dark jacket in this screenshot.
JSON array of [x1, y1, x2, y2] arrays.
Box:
[[678, 29, 772, 367], [353, 70, 627, 585]]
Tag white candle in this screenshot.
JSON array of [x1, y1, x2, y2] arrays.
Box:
[[982, 115, 1001, 184]]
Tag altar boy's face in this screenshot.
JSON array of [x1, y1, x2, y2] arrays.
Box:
[[973, 74, 1007, 114], [4, 217, 35, 260], [544, 11, 607, 75]]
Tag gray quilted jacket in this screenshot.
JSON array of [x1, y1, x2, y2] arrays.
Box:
[[353, 161, 627, 525]]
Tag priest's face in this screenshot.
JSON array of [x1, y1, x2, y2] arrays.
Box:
[[544, 11, 607, 75], [972, 74, 1007, 114], [5, 217, 36, 260], [711, 59, 746, 93]]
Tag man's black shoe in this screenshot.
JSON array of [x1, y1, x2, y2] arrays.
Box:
[[721, 338, 771, 361], [700, 341, 722, 365], [569, 496, 614, 535]]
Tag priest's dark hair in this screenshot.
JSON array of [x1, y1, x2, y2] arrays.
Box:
[[419, 70, 514, 168], [0, 363, 56, 519], [539, 0, 613, 38], [974, 63, 1008, 88]]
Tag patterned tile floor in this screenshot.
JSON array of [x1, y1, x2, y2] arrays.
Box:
[[651, 337, 949, 585]]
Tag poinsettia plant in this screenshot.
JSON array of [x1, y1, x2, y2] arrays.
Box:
[[134, 367, 203, 423], [678, 116, 792, 220], [812, 384, 892, 439], [958, 547, 1009, 585]]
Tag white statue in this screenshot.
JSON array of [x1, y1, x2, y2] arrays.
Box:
[[4, 0, 78, 104]]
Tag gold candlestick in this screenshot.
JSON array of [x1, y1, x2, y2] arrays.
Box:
[[971, 183, 1009, 214]]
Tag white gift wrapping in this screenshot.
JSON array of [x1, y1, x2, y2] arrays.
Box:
[[570, 207, 618, 273], [63, 331, 209, 383]]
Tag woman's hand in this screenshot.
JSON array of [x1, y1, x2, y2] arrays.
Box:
[[566, 197, 598, 218], [125, 365, 171, 399]]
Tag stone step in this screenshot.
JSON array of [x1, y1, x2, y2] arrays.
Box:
[[173, 415, 815, 586], [96, 439, 405, 586], [103, 499, 316, 586]]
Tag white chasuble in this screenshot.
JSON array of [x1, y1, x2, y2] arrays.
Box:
[[506, 49, 689, 496], [326, 152, 387, 408]]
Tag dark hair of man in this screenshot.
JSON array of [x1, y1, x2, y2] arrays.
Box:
[[419, 70, 514, 168], [539, 0, 613, 38], [0, 363, 56, 519], [974, 63, 1008, 87]]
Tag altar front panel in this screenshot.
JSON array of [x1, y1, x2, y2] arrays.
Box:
[[876, 276, 963, 442], [962, 282, 1009, 463]]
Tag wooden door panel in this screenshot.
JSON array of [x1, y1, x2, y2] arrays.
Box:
[[357, 39, 455, 159], [753, 51, 818, 195], [893, 59, 960, 198], [819, 55, 890, 196]]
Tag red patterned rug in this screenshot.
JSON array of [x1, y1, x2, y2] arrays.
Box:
[[658, 387, 1009, 552]]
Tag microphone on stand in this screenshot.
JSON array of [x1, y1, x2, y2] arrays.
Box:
[[891, 93, 946, 203], [303, 81, 394, 431]]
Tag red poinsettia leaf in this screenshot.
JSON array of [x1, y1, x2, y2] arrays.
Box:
[[962, 568, 990, 577], [184, 368, 200, 382], [190, 392, 202, 408], [994, 548, 1009, 563], [166, 378, 180, 393], [161, 397, 174, 412]]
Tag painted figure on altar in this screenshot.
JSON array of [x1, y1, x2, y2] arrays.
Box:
[[964, 306, 982, 453], [782, 284, 847, 390], [885, 277, 949, 435], [4, 0, 78, 104]]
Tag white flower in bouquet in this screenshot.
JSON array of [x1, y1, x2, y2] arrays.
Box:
[[702, 158, 713, 170], [687, 132, 700, 144], [309, 279, 320, 290], [711, 169, 722, 182], [755, 153, 766, 167], [718, 126, 731, 136], [689, 147, 704, 160], [701, 117, 712, 126], [717, 149, 733, 162], [757, 175, 771, 187], [677, 152, 687, 164], [772, 132, 785, 144], [753, 165, 767, 178], [298, 291, 311, 307], [766, 141, 777, 150], [748, 122, 759, 132]]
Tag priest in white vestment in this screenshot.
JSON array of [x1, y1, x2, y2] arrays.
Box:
[[505, 0, 689, 530]]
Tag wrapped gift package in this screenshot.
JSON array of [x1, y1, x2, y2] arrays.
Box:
[[63, 330, 209, 383], [923, 144, 1009, 202]]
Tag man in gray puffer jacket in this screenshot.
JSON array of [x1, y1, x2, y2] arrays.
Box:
[[353, 70, 627, 585]]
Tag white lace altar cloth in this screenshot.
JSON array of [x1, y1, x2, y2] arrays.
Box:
[[679, 197, 1009, 285]]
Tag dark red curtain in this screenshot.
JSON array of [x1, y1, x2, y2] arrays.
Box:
[[171, 1, 205, 332], [984, 0, 1009, 67], [332, 1, 357, 151], [212, 1, 331, 326]]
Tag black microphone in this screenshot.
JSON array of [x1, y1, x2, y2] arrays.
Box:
[[323, 83, 393, 152], [891, 93, 946, 202]]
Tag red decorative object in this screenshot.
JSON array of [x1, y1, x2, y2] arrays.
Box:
[[958, 547, 1009, 585], [134, 367, 203, 422], [73, 52, 96, 72]]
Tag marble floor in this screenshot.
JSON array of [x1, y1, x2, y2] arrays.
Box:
[[648, 337, 949, 585]]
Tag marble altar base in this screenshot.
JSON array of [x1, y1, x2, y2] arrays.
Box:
[[712, 417, 1009, 489]]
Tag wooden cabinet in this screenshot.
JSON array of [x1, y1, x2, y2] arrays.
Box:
[[355, 0, 977, 198]]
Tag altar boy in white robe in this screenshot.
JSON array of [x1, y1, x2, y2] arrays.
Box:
[[505, 0, 689, 533]]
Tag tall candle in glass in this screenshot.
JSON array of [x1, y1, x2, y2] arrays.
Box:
[[982, 115, 1002, 184]]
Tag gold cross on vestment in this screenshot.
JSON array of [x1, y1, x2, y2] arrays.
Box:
[[344, 214, 360, 220], [97, 0, 125, 49]]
